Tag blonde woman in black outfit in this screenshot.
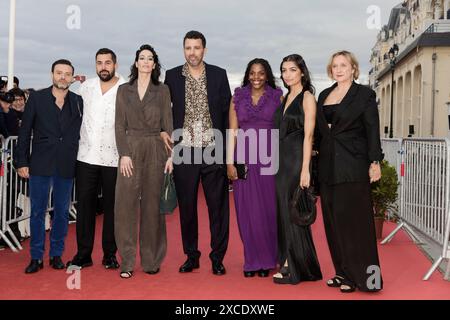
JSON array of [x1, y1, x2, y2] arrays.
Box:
[[316, 51, 383, 293]]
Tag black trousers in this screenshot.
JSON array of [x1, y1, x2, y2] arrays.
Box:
[[320, 181, 383, 291], [75, 161, 117, 259], [173, 147, 229, 263]]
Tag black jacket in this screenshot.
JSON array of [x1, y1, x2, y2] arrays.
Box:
[[16, 86, 83, 178], [164, 63, 231, 145], [0, 110, 8, 138], [316, 82, 383, 185]]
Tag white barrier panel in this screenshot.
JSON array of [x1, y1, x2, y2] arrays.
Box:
[[381, 138, 402, 175], [382, 138, 450, 280], [0, 135, 19, 252], [402, 140, 449, 245], [0, 136, 29, 251], [381, 138, 403, 220]]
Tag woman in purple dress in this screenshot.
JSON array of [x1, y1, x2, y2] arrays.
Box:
[[227, 58, 282, 278]]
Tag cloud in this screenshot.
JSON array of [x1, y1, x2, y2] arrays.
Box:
[[0, 0, 397, 90]]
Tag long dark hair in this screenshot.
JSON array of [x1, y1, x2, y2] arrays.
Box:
[[280, 54, 315, 94], [242, 58, 277, 89], [129, 44, 161, 86]]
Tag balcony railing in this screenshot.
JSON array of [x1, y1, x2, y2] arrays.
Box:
[[424, 21, 450, 33]]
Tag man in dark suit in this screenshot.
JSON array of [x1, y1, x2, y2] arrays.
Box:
[[16, 59, 83, 274], [164, 30, 231, 275]]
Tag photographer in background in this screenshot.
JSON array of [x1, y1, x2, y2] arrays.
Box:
[[4, 88, 27, 136], [0, 76, 20, 91], [0, 78, 7, 92], [0, 76, 22, 137], [0, 84, 23, 248], [0, 83, 15, 137]]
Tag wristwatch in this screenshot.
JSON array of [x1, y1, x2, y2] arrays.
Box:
[[371, 161, 380, 165]]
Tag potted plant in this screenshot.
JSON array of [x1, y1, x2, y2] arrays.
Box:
[[371, 160, 399, 239]]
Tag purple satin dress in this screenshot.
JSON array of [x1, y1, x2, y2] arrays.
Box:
[[232, 84, 282, 272]]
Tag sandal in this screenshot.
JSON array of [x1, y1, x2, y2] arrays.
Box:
[[279, 265, 289, 277], [120, 271, 133, 279], [340, 279, 356, 293], [326, 275, 344, 288], [273, 274, 293, 285]]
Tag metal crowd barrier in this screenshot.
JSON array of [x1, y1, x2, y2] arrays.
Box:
[[381, 138, 403, 220], [1, 136, 31, 252], [0, 136, 78, 252], [0, 135, 20, 252], [381, 138, 450, 281]]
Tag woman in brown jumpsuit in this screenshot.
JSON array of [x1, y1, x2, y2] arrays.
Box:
[[115, 44, 173, 278]]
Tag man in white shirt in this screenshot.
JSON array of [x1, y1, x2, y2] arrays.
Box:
[[67, 48, 125, 269]]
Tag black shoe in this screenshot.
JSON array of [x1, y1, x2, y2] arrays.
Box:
[[102, 255, 120, 269], [145, 268, 160, 275], [25, 259, 43, 274], [273, 275, 294, 284], [49, 256, 65, 269], [257, 269, 270, 277], [179, 258, 200, 273], [244, 271, 256, 277], [212, 261, 226, 275], [66, 255, 93, 269]]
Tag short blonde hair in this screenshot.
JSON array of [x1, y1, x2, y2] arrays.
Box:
[[326, 50, 360, 80]]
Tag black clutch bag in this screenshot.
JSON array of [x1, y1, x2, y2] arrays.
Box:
[[233, 162, 248, 180], [289, 186, 317, 226]]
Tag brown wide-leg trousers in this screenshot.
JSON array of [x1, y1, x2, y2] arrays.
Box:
[[114, 137, 167, 273]]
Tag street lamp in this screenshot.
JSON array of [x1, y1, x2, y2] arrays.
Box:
[[388, 44, 399, 138]]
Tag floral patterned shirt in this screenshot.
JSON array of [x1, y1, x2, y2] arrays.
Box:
[[181, 63, 214, 147]]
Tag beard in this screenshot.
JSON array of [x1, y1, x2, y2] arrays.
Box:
[[53, 80, 70, 90], [186, 55, 203, 68], [98, 69, 115, 82]]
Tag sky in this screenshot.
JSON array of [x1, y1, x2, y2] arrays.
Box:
[[0, 0, 399, 94]]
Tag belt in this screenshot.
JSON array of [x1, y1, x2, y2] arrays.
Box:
[[127, 129, 160, 137]]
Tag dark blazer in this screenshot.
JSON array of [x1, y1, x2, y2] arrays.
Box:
[[316, 81, 383, 185], [16, 86, 83, 178], [164, 63, 231, 144]]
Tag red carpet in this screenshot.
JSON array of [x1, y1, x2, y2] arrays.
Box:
[[0, 187, 448, 300]]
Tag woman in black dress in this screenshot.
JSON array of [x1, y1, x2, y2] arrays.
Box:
[[316, 51, 383, 293], [273, 54, 322, 284]]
